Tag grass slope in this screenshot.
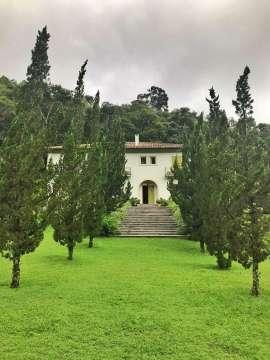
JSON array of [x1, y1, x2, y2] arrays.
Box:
[[0, 229, 269, 360]]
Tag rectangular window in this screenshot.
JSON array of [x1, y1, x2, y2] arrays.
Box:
[[150, 156, 156, 165], [141, 156, 147, 164]]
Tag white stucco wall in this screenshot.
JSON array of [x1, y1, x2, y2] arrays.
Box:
[[47, 149, 181, 203], [48, 153, 62, 164], [126, 151, 181, 202]]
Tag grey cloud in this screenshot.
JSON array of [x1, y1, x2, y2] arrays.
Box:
[[0, 0, 270, 121]]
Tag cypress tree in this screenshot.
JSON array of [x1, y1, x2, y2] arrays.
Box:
[[21, 26, 51, 115], [0, 113, 48, 287], [81, 90, 105, 248], [232, 66, 270, 295], [201, 88, 237, 269], [168, 114, 207, 252], [48, 61, 88, 259], [81, 141, 104, 248], [19, 26, 52, 170], [72, 60, 88, 142], [48, 130, 84, 260], [102, 116, 129, 213]]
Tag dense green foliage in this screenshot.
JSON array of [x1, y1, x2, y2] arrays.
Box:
[[48, 132, 84, 260], [0, 76, 17, 143], [0, 76, 202, 145], [169, 67, 270, 295], [0, 232, 270, 359], [0, 25, 53, 287], [168, 114, 206, 252], [0, 115, 49, 287], [81, 94, 105, 248], [230, 66, 270, 295], [102, 117, 130, 213], [167, 199, 185, 232], [137, 86, 169, 111], [101, 202, 131, 236], [200, 88, 237, 269]]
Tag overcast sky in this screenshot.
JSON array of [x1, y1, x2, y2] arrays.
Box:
[[0, 0, 270, 122]]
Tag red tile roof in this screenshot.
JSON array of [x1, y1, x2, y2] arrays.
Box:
[[49, 142, 182, 151], [125, 142, 182, 149]]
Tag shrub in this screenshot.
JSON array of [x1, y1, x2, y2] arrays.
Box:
[[167, 199, 187, 234], [156, 198, 169, 206], [101, 215, 119, 236], [100, 202, 131, 236], [130, 197, 140, 206]]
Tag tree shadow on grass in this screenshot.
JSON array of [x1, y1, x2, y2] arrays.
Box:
[[152, 238, 200, 255], [183, 262, 220, 271], [40, 254, 84, 267]]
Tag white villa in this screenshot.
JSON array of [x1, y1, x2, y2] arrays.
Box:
[[125, 135, 182, 204], [48, 134, 182, 205]]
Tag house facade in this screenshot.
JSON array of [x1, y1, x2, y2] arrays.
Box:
[[48, 135, 182, 205], [126, 135, 182, 204]]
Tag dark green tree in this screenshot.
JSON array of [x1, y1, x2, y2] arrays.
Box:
[[168, 114, 207, 252], [232, 66, 270, 295], [166, 107, 198, 143], [137, 86, 169, 111], [0, 114, 48, 287], [21, 26, 51, 116], [84, 90, 100, 141], [18, 26, 53, 173], [48, 130, 84, 260], [46, 84, 74, 145], [81, 142, 104, 248], [81, 91, 105, 248], [102, 116, 129, 213], [71, 60, 88, 142], [201, 87, 237, 268], [0, 76, 18, 143], [48, 62, 88, 259], [26, 26, 50, 84]]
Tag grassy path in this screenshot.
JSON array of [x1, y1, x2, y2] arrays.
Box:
[[0, 228, 269, 360]]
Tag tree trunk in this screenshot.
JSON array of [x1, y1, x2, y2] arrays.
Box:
[[251, 260, 259, 296], [227, 250, 232, 269], [10, 255, 21, 288], [67, 245, 74, 260], [200, 240, 205, 253], [88, 236, 94, 248], [217, 250, 231, 269]]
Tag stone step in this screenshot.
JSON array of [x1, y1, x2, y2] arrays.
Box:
[[119, 231, 179, 236], [120, 225, 178, 229], [119, 204, 179, 236], [122, 219, 175, 225]]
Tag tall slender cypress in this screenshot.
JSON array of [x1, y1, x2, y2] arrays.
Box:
[[232, 66, 270, 295], [202, 87, 236, 268], [81, 90, 105, 248], [0, 113, 48, 287], [48, 61, 88, 259], [168, 114, 207, 252]]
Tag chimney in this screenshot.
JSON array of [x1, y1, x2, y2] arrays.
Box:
[[135, 134, 139, 146]]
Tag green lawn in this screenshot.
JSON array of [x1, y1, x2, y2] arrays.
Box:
[[0, 229, 270, 360]]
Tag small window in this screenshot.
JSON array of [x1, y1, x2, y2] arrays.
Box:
[[141, 156, 147, 164], [150, 156, 156, 165]]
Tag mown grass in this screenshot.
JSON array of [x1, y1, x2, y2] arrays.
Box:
[[0, 228, 269, 360]]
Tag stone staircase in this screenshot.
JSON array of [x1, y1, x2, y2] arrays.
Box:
[[119, 204, 179, 236]]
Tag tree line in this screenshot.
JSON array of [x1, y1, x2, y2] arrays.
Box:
[[168, 67, 270, 296], [2, 74, 270, 149], [0, 26, 130, 288]]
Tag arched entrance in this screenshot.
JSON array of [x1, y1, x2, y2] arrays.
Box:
[[141, 180, 157, 204]]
